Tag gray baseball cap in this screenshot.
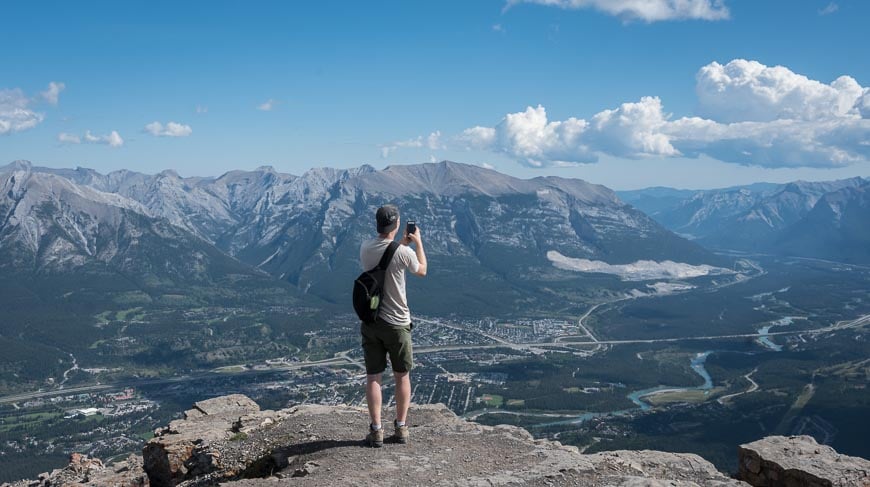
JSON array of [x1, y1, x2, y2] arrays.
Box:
[[376, 204, 399, 233]]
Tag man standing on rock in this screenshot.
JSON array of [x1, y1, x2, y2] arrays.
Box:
[[359, 204, 427, 447]]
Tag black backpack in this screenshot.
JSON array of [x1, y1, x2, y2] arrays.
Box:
[[353, 241, 399, 323]]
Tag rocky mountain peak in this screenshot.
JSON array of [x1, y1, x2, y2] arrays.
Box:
[[0, 160, 33, 173]]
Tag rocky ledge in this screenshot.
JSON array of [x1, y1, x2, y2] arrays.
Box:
[[5, 394, 868, 486], [738, 435, 870, 487]]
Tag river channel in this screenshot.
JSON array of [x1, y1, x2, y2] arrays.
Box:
[[528, 350, 716, 427]]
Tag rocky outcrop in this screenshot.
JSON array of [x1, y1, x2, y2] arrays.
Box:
[[738, 435, 870, 487], [2, 453, 147, 487], [9, 395, 870, 486], [142, 394, 279, 486], [137, 394, 746, 486]]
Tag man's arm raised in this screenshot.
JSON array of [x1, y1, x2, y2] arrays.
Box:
[[407, 227, 427, 277]]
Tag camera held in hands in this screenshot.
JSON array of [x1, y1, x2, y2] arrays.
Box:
[[406, 220, 416, 236]]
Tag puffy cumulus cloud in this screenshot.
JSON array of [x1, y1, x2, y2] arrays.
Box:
[[696, 59, 866, 122], [506, 0, 730, 22], [461, 105, 593, 166], [456, 59, 869, 169], [666, 117, 869, 167], [144, 121, 193, 137], [381, 131, 443, 158], [459, 99, 678, 166], [84, 130, 124, 147], [858, 92, 870, 119], [588, 97, 679, 158]]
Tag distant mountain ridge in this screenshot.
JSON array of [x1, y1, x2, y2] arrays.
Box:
[[0, 159, 717, 313], [618, 176, 870, 263]]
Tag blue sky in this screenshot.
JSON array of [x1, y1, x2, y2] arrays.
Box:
[[1, 0, 868, 189]]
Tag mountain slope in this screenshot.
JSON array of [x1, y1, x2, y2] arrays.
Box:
[[3, 160, 724, 315], [619, 177, 868, 255], [773, 180, 870, 263]]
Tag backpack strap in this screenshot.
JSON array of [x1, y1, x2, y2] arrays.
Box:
[[377, 241, 400, 270]]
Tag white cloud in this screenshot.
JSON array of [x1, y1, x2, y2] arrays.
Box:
[[39, 82, 66, 105], [83, 130, 124, 147], [696, 59, 865, 122], [257, 99, 278, 111], [461, 105, 594, 166], [196, 105, 208, 114], [859, 92, 870, 119], [58, 130, 123, 147], [57, 132, 81, 144], [144, 121, 193, 137], [0, 89, 43, 134], [506, 0, 730, 22], [381, 131, 443, 158], [0, 82, 64, 134], [492, 23, 505, 32], [457, 59, 870, 169], [819, 2, 838, 15]]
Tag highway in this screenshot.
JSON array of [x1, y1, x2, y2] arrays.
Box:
[[0, 356, 349, 404], [415, 313, 870, 354], [2, 313, 867, 405]]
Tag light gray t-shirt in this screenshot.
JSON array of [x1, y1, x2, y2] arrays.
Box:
[[360, 237, 420, 326]]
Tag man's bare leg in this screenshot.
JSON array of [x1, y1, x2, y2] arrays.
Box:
[[394, 371, 411, 423], [366, 373, 383, 427]]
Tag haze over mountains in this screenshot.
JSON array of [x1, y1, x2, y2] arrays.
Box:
[[1, 159, 719, 314], [619, 177, 870, 264]]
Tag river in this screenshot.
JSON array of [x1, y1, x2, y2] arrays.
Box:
[[528, 350, 715, 427], [756, 316, 804, 352]]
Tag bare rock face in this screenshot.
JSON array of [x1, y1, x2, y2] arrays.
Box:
[[585, 450, 746, 486], [1, 453, 147, 487], [738, 435, 870, 487], [143, 394, 272, 486], [137, 395, 745, 486]]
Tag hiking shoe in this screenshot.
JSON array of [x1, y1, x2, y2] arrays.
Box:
[[366, 426, 383, 448], [393, 420, 409, 444]]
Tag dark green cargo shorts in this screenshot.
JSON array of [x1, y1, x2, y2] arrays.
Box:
[[360, 318, 414, 375]]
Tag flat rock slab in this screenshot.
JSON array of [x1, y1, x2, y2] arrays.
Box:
[[215, 403, 745, 487], [144, 394, 273, 486], [738, 435, 870, 487], [191, 394, 260, 417]]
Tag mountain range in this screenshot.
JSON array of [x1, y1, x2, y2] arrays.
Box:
[[619, 177, 870, 264], [1, 160, 719, 315]]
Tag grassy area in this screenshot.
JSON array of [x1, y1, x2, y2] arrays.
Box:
[[645, 387, 726, 406], [0, 411, 64, 433], [212, 365, 248, 373], [480, 394, 503, 407], [115, 307, 143, 321], [774, 383, 816, 434], [94, 310, 113, 325], [136, 431, 154, 441]]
